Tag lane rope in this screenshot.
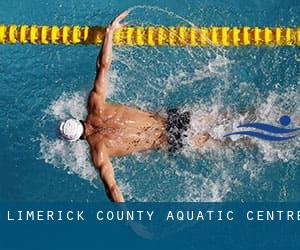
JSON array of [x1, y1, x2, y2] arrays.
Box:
[[0, 25, 299, 46]]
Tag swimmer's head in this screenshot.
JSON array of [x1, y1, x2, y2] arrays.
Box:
[[57, 118, 84, 142]]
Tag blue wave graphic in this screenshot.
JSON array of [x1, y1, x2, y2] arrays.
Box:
[[237, 123, 300, 134], [224, 116, 299, 141], [224, 131, 297, 141]]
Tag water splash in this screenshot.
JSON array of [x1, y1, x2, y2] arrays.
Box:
[[39, 134, 98, 185], [39, 88, 300, 202], [37, 6, 300, 202]]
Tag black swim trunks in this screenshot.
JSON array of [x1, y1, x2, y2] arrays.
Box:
[[166, 108, 191, 153]]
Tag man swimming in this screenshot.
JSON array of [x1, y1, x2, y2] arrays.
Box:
[[58, 11, 210, 202]]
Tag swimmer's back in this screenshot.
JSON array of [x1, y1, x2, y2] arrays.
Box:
[[86, 101, 168, 157]]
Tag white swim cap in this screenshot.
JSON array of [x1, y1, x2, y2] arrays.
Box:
[[58, 118, 84, 142]]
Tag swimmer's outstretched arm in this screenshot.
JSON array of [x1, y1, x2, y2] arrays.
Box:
[[92, 143, 125, 202], [93, 11, 129, 101]]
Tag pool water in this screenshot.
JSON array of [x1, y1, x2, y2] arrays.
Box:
[[0, 0, 299, 202]]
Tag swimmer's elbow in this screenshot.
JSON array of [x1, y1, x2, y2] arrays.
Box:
[[96, 57, 110, 72], [100, 57, 111, 70]]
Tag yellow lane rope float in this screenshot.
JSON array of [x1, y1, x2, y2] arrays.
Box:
[[0, 24, 299, 46]]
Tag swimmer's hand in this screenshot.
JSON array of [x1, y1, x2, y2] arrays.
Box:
[[107, 10, 129, 33]]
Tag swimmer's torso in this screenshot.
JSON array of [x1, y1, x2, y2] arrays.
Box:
[[85, 92, 167, 156]]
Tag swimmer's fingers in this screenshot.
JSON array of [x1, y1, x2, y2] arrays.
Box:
[[110, 10, 130, 30], [114, 10, 130, 23], [119, 22, 129, 29]]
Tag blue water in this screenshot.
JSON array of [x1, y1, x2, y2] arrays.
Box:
[[0, 0, 299, 202]]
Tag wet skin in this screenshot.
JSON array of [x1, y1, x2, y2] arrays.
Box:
[[84, 94, 168, 157], [79, 11, 162, 203], [80, 11, 209, 202]]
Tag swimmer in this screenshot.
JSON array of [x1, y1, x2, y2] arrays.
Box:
[[58, 11, 211, 202]]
